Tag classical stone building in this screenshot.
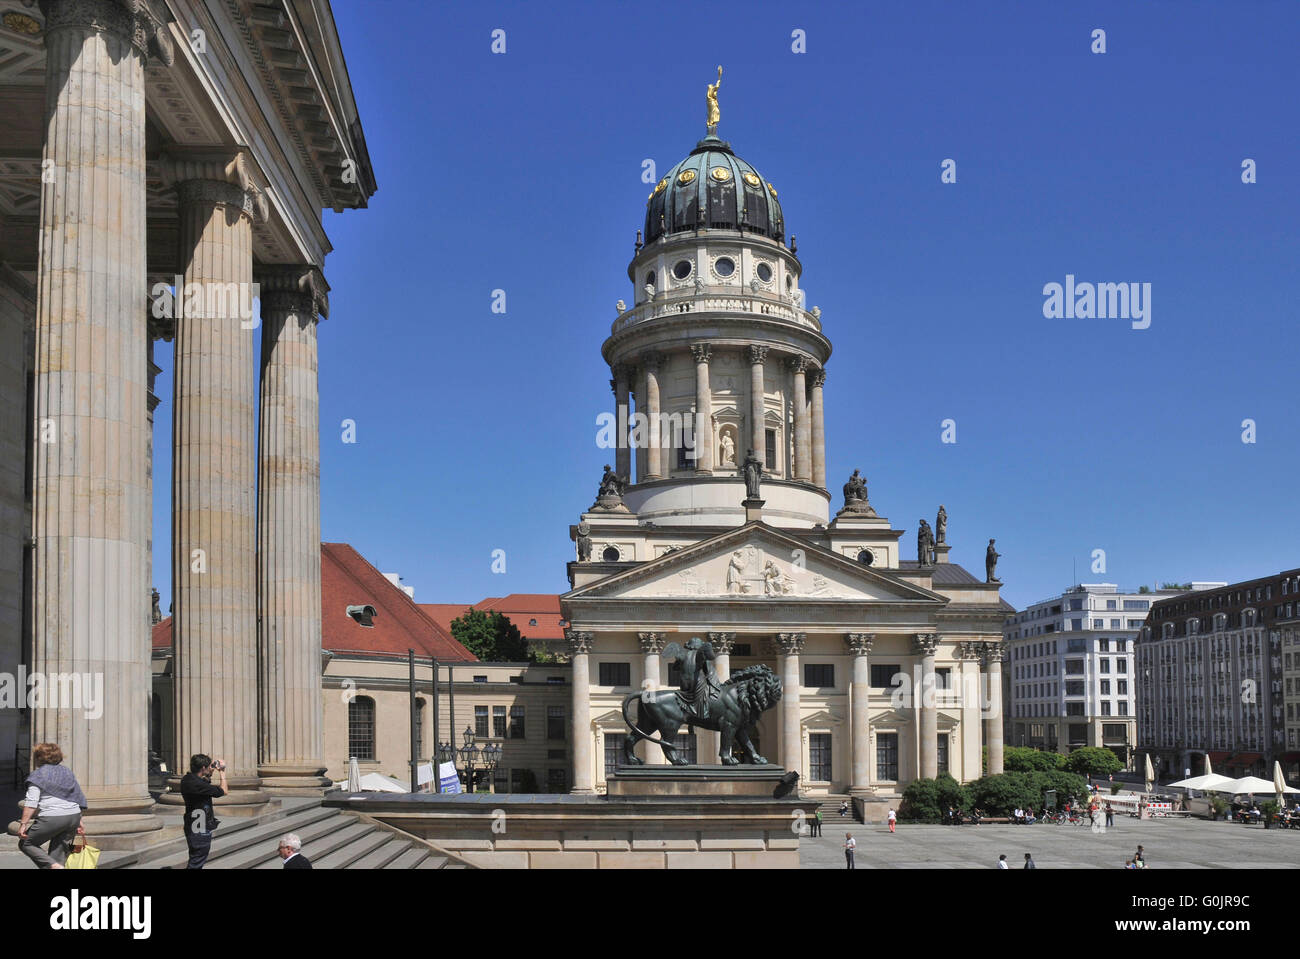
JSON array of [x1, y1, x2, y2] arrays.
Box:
[[0, 0, 375, 841], [559, 116, 1011, 805]]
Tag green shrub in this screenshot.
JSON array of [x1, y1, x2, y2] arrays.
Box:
[[966, 771, 1088, 815], [899, 774, 968, 822]]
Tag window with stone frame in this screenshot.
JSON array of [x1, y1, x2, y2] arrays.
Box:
[[765, 428, 777, 470], [599, 661, 631, 687], [804, 663, 834, 688], [809, 733, 832, 781], [605, 733, 626, 778], [876, 733, 899, 781], [937, 734, 949, 775], [509, 705, 525, 739], [870, 663, 902, 689], [348, 696, 376, 762], [493, 705, 506, 738], [547, 705, 566, 740], [474, 705, 489, 738], [546, 768, 567, 793]]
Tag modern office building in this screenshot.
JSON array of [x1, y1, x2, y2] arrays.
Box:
[[1003, 583, 1190, 766], [1136, 569, 1300, 781]]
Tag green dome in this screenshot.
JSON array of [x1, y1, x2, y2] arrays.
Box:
[[644, 136, 785, 244]]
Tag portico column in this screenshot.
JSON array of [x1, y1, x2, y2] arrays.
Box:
[[749, 345, 769, 462], [632, 366, 645, 484], [567, 630, 595, 793], [643, 353, 663, 480], [638, 631, 666, 764], [27, 0, 172, 837], [983, 642, 1006, 775], [810, 368, 826, 488], [255, 266, 330, 794], [845, 633, 874, 796], [611, 364, 631, 481], [164, 149, 269, 806], [705, 632, 736, 763], [915, 633, 940, 780], [788, 356, 811, 482], [691, 343, 713, 474], [775, 633, 805, 778]]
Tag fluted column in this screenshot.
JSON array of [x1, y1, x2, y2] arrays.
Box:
[[568, 630, 595, 793], [915, 633, 939, 780], [611, 364, 631, 481], [704, 632, 735, 763], [749, 345, 768, 463], [846, 633, 874, 796], [691, 343, 713, 474], [633, 365, 645, 484], [643, 353, 662, 480], [788, 356, 811, 482], [775, 633, 805, 778], [27, 0, 172, 837], [983, 642, 1006, 775], [164, 149, 268, 806], [255, 266, 330, 793], [638, 631, 666, 764], [810, 368, 826, 488]]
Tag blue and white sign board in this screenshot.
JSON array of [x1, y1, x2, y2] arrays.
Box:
[[438, 761, 462, 794]]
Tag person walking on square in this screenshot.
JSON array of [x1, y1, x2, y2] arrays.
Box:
[[16, 743, 87, 870], [844, 832, 856, 869], [181, 753, 228, 869], [1023, 853, 1036, 869], [887, 808, 896, 833], [1133, 844, 1145, 868]]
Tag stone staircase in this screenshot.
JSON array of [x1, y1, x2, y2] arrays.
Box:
[[814, 794, 861, 824], [100, 798, 468, 870]]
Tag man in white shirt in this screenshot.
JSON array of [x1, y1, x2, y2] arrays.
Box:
[[997, 854, 1009, 868], [844, 832, 856, 869]]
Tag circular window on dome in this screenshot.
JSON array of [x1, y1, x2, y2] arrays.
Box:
[[654, 177, 668, 195], [743, 172, 761, 187], [602, 545, 621, 562], [677, 169, 696, 185], [713, 257, 735, 278], [756, 263, 773, 283], [673, 260, 692, 280], [857, 549, 874, 566], [710, 166, 732, 182]]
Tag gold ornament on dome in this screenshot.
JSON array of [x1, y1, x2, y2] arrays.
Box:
[[743, 172, 760, 187], [654, 177, 668, 195], [706, 65, 722, 134], [3, 11, 41, 34], [710, 166, 732, 182], [767, 183, 778, 197], [677, 169, 697, 185]]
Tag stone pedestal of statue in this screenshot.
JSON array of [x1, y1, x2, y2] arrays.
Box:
[[605, 764, 799, 798], [933, 543, 951, 564], [742, 498, 764, 523]]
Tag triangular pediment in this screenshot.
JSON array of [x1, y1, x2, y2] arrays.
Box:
[[564, 523, 946, 605]]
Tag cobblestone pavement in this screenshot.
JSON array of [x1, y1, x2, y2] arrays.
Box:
[[800, 818, 1300, 869]]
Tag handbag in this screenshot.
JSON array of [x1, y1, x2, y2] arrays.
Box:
[[65, 833, 100, 870]]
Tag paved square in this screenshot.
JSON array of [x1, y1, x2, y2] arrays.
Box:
[[800, 818, 1300, 869]]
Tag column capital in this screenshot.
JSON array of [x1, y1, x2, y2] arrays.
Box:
[[774, 632, 806, 656], [748, 344, 770, 365], [810, 367, 827, 388], [912, 633, 939, 656], [707, 631, 736, 655], [691, 342, 713, 364], [42, 0, 176, 66], [565, 629, 595, 656], [957, 641, 984, 661], [611, 363, 632, 384], [641, 351, 664, 373], [161, 148, 269, 223], [785, 354, 809, 373], [845, 632, 875, 656], [255, 265, 330, 320], [638, 631, 665, 654], [980, 641, 1007, 666]]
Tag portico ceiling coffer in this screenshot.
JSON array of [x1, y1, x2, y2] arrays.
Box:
[[346, 604, 377, 627]]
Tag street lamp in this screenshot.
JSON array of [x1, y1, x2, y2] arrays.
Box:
[[459, 726, 481, 792]]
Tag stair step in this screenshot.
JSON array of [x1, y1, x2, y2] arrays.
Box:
[[213, 811, 356, 870], [346, 838, 413, 870], [387, 846, 430, 869], [417, 854, 451, 869], [313, 827, 395, 870], [152, 806, 342, 870]]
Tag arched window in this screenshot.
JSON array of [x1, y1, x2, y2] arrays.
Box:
[[349, 696, 376, 761]]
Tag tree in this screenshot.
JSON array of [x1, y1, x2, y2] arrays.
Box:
[[966, 771, 1087, 814], [1065, 746, 1123, 777], [1004, 746, 1066, 772], [448, 608, 530, 662], [1030, 770, 1088, 809], [899, 774, 968, 822]]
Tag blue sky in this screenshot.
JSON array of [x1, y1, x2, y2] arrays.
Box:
[[152, 0, 1299, 614]]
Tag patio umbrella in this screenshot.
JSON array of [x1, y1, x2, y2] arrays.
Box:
[[347, 756, 361, 793], [1167, 773, 1233, 791], [1274, 761, 1288, 811], [1144, 753, 1155, 794], [1204, 754, 1214, 777], [1206, 775, 1300, 797]]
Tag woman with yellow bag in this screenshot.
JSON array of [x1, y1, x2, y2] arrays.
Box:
[[17, 742, 89, 870]]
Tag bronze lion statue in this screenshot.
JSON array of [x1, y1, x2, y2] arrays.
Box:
[[620, 664, 782, 766]]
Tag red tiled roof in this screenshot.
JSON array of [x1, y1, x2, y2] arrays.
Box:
[[151, 543, 475, 662], [420, 593, 567, 641]]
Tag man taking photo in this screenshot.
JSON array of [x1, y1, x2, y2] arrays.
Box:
[[181, 754, 227, 869]]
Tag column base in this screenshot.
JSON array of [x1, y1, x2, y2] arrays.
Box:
[[157, 774, 273, 816], [256, 763, 332, 796], [848, 785, 876, 798]]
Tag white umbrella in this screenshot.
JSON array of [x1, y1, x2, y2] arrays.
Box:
[[1144, 753, 1155, 794], [347, 755, 361, 793], [1204, 754, 1214, 777], [356, 772, 409, 793], [1206, 775, 1300, 797], [1273, 761, 1288, 811], [1167, 773, 1234, 791]]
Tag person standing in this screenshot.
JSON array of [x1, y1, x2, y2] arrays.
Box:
[[278, 833, 312, 869], [813, 809, 823, 837], [1105, 802, 1114, 828], [16, 743, 87, 870], [844, 832, 856, 869], [997, 854, 1008, 869], [1024, 853, 1036, 869], [887, 808, 897, 833], [181, 753, 228, 869]]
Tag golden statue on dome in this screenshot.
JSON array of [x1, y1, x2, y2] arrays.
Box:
[[706, 65, 722, 134]]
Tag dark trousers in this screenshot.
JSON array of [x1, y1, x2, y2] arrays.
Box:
[[1106, 813, 1114, 827], [186, 831, 213, 869], [19, 813, 81, 869], [845, 850, 855, 869]]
